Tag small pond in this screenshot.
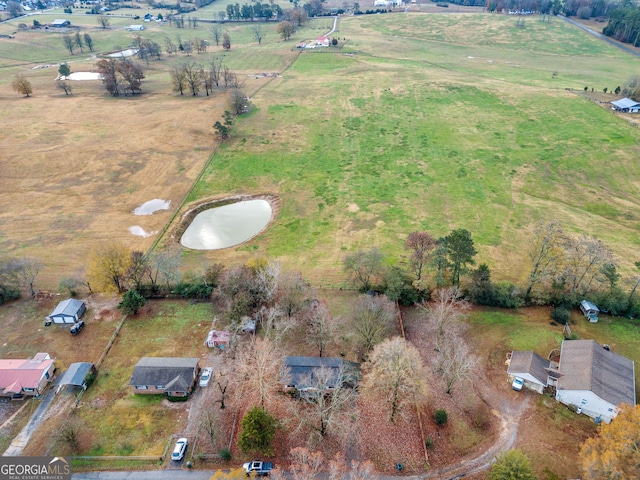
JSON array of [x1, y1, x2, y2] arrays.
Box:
[[180, 199, 272, 250], [134, 199, 171, 215]]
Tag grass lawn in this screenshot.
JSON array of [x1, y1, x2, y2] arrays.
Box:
[[69, 300, 213, 456]]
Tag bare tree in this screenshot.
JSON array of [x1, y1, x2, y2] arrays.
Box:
[[276, 271, 314, 319], [213, 265, 258, 324], [56, 79, 73, 96], [182, 39, 194, 56], [62, 34, 75, 54], [182, 60, 203, 95], [127, 251, 149, 291], [424, 287, 470, 339], [11, 75, 33, 97], [165, 37, 178, 55], [74, 31, 84, 53], [147, 247, 181, 289], [211, 24, 224, 45], [289, 448, 324, 480], [329, 453, 376, 480], [405, 231, 436, 281], [256, 305, 297, 345], [306, 302, 337, 357], [362, 337, 426, 423], [14, 258, 42, 298], [255, 260, 281, 305], [439, 335, 477, 395], [222, 32, 231, 50], [199, 410, 218, 448], [170, 65, 188, 95], [562, 233, 615, 295], [97, 14, 110, 29], [343, 248, 384, 292], [288, 366, 358, 439], [227, 88, 249, 115], [251, 24, 265, 44], [209, 56, 224, 88], [524, 221, 564, 301], [350, 294, 395, 356], [83, 33, 94, 52], [231, 337, 285, 409]]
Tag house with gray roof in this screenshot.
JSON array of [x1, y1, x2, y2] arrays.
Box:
[[46, 298, 86, 325], [555, 339, 635, 424], [129, 357, 200, 397], [284, 356, 360, 393], [507, 351, 551, 394], [611, 97, 640, 113]]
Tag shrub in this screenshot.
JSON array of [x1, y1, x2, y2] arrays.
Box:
[[434, 409, 448, 425], [0, 285, 20, 305], [551, 306, 570, 324], [219, 448, 231, 461], [425, 437, 434, 448], [566, 332, 579, 340]]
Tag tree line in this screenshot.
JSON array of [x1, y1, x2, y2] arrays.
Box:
[[342, 221, 640, 318]]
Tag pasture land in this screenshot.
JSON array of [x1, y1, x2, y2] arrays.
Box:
[[177, 13, 640, 285], [2, 12, 639, 289]]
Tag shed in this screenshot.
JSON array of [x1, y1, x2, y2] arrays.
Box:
[[611, 97, 640, 113], [580, 300, 600, 323], [204, 330, 230, 349], [51, 19, 71, 27], [47, 299, 86, 325], [507, 351, 550, 394], [57, 362, 95, 391], [126, 24, 145, 31]]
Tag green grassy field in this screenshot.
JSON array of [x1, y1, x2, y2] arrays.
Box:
[[177, 13, 640, 285]]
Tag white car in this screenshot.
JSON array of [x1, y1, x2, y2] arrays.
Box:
[[199, 367, 213, 387], [512, 377, 524, 391], [171, 438, 188, 461]]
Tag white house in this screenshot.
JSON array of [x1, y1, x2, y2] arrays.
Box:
[[555, 339, 635, 424], [507, 350, 550, 394], [611, 97, 640, 113]]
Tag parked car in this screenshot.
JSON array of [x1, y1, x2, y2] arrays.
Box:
[[69, 320, 85, 335], [512, 377, 524, 391], [243, 460, 273, 476], [199, 367, 213, 387], [171, 437, 188, 461]]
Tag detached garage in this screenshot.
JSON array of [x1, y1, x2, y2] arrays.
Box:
[[46, 299, 86, 325]]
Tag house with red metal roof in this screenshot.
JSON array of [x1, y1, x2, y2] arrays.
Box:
[[0, 353, 56, 399]]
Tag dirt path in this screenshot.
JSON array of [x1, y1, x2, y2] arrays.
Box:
[[420, 378, 529, 479]]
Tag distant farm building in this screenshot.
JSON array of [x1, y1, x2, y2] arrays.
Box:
[[611, 97, 640, 113], [126, 25, 145, 31], [51, 19, 71, 27]]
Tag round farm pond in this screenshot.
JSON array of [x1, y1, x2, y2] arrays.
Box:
[[180, 200, 272, 250]]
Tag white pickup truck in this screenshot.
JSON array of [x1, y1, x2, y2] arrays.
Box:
[[242, 460, 274, 476]]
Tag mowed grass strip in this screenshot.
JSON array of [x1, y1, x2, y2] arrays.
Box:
[[74, 301, 212, 455], [180, 17, 640, 283]]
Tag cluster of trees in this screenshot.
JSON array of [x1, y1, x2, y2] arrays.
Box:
[[95, 58, 145, 97], [604, 5, 640, 46], [61, 32, 94, 55], [170, 57, 242, 97], [225, 2, 283, 21], [343, 221, 640, 317], [0, 257, 41, 303]]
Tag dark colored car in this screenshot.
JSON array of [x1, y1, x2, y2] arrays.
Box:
[[70, 320, 85, 335]]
